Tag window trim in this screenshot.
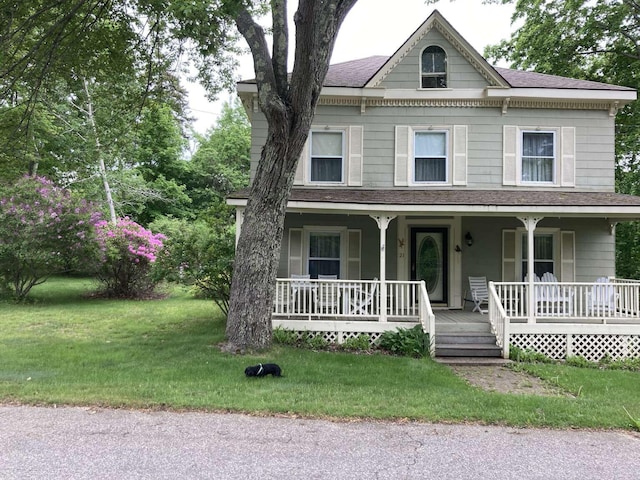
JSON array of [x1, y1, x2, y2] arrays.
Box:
[[308, 129, 346, 185], [518, 128, 559, 185], [420, 45, 448, 89], [411, 127, 451, 185], [515, 228, 560, 281], [303, 226, 348, 279]]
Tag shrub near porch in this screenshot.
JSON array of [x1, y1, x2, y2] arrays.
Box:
[[1, 277, 639, 430]]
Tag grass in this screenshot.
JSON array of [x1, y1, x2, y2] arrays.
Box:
[[1, 277, 640, 429]]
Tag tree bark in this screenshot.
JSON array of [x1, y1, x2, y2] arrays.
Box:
[[224, 0, 358, 351]]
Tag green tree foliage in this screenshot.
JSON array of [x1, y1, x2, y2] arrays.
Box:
[[485, 0, 640, 277], [0, 176, 100, 300], [0, 0, 359, 350], [152, 217, 235, 315], [0, 0, 193, 223], [126, 103, 192, 224], [189, 100, 250, 218], [149, 101, 249, 314]]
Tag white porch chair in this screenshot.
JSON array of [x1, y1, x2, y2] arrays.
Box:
[[587, 277, 619, 316], [290, 274, 313, 313], [348, 278, 378, 315], [468, 276, 489, 314], [538, 272, 573, 315], [316, 275, 341, 314]]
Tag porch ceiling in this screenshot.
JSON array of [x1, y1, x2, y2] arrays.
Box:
[[227, 188, 640, 219]]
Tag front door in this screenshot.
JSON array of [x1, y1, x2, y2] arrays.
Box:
[[411, 228, 448, 304]]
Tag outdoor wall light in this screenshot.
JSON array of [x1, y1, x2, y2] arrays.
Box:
[[465, 232, 474, 247]]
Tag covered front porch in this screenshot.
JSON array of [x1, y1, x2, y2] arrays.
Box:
[[272, 277, 640, 360], [229, 188, 640, 359]]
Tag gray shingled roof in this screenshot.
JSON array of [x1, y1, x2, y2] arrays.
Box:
[[240, 55, 633, 92], [228, 188, 640, 209], [239, 55, 633, 91], [493, 66, 634, 91], [323, 56, 389, 87]]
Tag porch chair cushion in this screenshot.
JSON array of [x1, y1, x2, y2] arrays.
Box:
[[468, 276, 489, 314]]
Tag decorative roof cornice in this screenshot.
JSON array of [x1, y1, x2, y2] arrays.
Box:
[[317, 96, 618, 112]]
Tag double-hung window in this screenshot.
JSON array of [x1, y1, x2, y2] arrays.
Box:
[[521, 233, 555, 280], [310, 131, 344, 183], [414, 130, 448, 183], [308, 232, 341, 278], [421, 46, 447, 88], [521, 131, 555, 183]]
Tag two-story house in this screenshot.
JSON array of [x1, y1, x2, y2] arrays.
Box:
[[229, 10, 640, 360]]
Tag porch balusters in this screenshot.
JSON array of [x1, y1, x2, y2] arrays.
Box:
[[493, 280, 640, 321]]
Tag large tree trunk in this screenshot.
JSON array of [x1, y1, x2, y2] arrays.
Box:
[[225, 125, 306, 351], [224, 0, 358, 351]]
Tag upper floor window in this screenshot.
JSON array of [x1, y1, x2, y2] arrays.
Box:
[[421, 46, 447, 88], [310, 131, 344, 183], [521, 131, 555, 183], [503, 125, 574, 187], [414, 131, 448, 183]]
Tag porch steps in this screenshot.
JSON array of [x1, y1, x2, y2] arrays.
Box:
[[435, 319, 502, 358], [435, 357, 512, 366]]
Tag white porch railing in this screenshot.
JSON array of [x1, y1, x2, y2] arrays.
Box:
[[489, 279, 640, 360], [492, 280, 640, 321], [488, 281, 510, 358], [273, 278, 435, 355]]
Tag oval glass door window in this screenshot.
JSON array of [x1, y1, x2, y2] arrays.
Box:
[[418, 235, 440, 294]]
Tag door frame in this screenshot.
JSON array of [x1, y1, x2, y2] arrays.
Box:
[[410, 227, 449, 304], [396, 216, 463, 308]]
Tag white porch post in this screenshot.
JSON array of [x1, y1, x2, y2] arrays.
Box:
[[518, 216, 542, 324], [371, 214, 396, 322], [234, 208, 245, 246]]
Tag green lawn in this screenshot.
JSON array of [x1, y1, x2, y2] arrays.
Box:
[[1, 277, 639, 429]]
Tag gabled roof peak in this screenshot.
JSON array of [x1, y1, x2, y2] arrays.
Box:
[[365, 9, 506, 88]]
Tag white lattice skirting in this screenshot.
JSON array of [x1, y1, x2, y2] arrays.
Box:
[[510, 333, 640, 361], [289, 330, 382, 346]]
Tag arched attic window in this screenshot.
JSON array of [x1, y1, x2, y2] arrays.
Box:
[[421, 46, 447, 88]]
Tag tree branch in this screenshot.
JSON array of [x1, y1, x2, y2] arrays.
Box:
[[234, 5, 286, 123], [270, 0, 289, 100]]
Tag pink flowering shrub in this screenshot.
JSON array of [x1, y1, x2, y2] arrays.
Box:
[[0, 175, 100, 300], [93, 217, 166, 298]]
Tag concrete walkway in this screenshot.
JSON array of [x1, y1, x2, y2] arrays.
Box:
[[1, 405, 639, 479]]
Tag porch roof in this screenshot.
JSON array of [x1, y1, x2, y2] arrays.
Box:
[[227, 188, 640, 219]]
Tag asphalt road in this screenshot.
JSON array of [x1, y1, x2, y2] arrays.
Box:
[[1, 405, 639, 479]]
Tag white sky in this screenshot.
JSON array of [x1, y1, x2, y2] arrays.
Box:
[[187, 0, 517, 134]]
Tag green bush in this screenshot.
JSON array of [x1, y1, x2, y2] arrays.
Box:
[[565, 355, 593, 368], [0, 176, 99, 300], [302, 332, 329, 350], [151, 217, 234, 315], [377, 326, 430, 358], [341, 334, 372, 352], [272, 326, 299, 346]]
